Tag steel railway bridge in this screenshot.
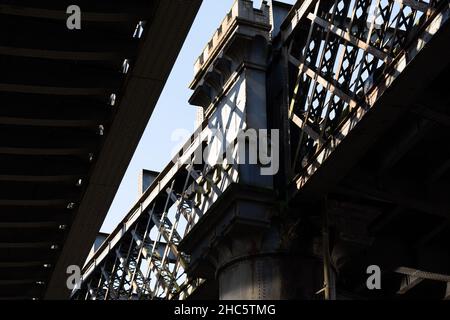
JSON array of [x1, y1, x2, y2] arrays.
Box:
[[1, 0, 450, 300]]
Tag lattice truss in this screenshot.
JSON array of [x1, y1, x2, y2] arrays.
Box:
[[72, 134, 239, 300], [286, 0, 444, 174]]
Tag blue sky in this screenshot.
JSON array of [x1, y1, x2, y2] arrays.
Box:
[[100, 0, 294, 232]]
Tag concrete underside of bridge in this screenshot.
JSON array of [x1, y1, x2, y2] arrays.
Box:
[[0, 0, 201, 300]]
